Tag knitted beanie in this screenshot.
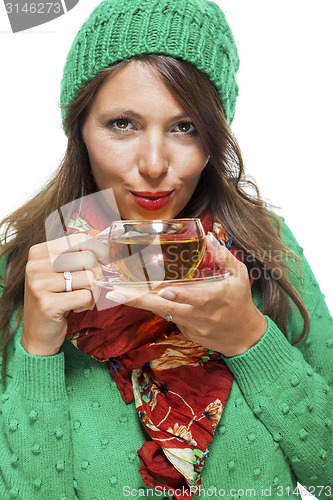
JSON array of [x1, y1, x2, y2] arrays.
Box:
[[60, 0, 239, 134]]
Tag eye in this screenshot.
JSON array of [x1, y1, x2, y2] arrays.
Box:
[[107, 118, 135, 132], [114, 118, 130, 129], [175, 122, 196, 134]]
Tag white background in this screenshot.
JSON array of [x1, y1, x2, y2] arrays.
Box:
[[0, 3, 332, 496]]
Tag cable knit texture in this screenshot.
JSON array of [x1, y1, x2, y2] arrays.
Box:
[[60, 0, 240, 133], [0, 219, 332, 499]]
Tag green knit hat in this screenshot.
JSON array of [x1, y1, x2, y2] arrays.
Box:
[[60, 0, 239, 134]]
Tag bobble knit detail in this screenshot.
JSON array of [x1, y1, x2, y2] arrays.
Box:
[[281, 403, 290, 415], [60, 0, 239, 133], [247, 432, 256, 443], [299, 429, 308, 441], [128, 452, 137, 463], [227, 460, 236, 470], [33, 479, 42, 489], [272, 432, 283, 442], [218, 425, 226, 436], [253, 468, 261, 478], [9, 419, 18, 432], [56, 461, 65, 472], [55, 428, 63, 439], [291, 375, 300, 387], [73, 420, 81, 430], [31, 443, 41, 455], [28, 410, 38, 422], [100, 438, 109, 448], [10, 455, 18, 467]]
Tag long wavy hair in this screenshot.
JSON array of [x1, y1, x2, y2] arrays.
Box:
[[0, 55, 309, 378]]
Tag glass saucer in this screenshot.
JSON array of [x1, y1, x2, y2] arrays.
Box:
[[94, 267, 230, 290]]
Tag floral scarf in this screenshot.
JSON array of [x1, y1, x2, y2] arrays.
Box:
[[66, 202, 235, 499]]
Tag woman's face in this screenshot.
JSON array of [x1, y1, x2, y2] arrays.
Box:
[[82, 60, 209, 220]]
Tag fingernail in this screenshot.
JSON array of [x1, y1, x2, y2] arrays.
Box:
[[208, 232, 219, 248], [157, 289, 176, 300], [105, 291, 127, 303]]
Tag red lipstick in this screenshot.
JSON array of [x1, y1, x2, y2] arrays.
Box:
[[130, 190, 174, 210]]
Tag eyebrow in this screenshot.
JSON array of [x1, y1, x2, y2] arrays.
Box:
[[97, 108, 190, 122]]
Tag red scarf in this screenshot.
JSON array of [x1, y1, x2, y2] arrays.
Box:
[[66, 202, 235, 499]]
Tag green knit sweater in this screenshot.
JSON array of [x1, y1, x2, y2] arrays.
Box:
[[0, 220, 332, 500]]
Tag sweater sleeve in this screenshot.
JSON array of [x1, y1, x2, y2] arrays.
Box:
[[221, 219, 333, 498], [0, 260, 77, 499]]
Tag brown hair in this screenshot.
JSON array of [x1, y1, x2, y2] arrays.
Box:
[[0, 55, 309, 379]]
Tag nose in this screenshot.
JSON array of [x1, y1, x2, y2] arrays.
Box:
[[137, 132, 169, 179]]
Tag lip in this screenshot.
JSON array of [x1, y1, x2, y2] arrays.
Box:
[[131, 191, 173, 198], [130, 190, 174, 210]]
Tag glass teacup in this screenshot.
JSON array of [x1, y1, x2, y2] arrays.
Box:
[[107, 218, 206, 283]]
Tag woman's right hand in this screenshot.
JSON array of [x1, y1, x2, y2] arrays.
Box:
[[21, 233, 110, 356]]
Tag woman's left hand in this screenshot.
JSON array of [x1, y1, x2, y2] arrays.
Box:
[[106, 233, 267, 357]]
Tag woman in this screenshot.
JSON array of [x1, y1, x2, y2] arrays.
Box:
[[0, 0, 332, 498]]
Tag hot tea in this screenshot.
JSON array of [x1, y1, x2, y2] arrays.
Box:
[[110, 235, 205, 282]]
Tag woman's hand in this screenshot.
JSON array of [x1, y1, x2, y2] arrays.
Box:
[[21, 234, 109, 357], [106, 233, 267, 357]]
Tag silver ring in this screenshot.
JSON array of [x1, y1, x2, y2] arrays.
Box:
[[164, 315, 173, 322], [63, 272, 73, 292]]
